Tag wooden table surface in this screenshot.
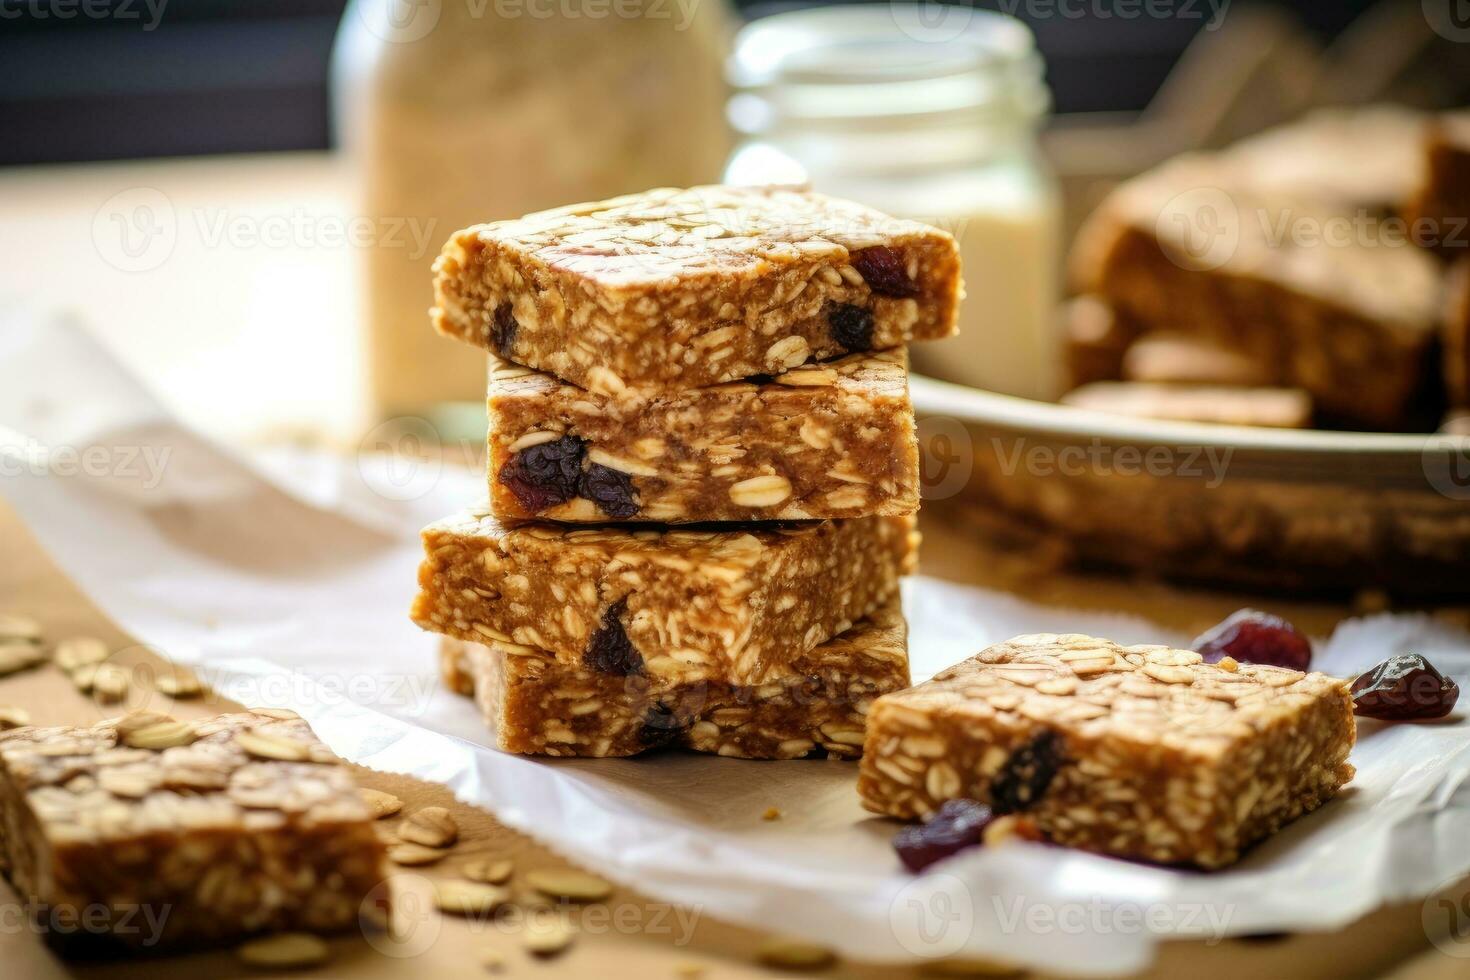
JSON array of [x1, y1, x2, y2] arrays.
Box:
[[1, 154, 1467, 978]]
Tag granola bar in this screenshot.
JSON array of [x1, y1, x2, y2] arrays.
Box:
[[441, 597, 909, 759], [1061, 295, 1138, 389], [857, 634, 1356, 869], [1070, 158, 1439, 428], [0, 709, 385, 952], [1061, 381, 1312, 429], [487, 348, 918, 523], [412, 507, 917, 685], [1121, 333, 1271, 387], [1444, 258, 1470, 408], [432, 185, 962, 393], [1404, 111, 1470, 255]]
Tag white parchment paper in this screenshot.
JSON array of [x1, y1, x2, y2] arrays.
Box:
[[3, 314, 1469, 975]]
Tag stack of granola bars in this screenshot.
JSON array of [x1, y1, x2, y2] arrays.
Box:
[[410, 185, 963, 759]]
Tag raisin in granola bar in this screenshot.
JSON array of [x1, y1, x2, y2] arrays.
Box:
[[857, 634, 1355, 869], [487, 348, 918, 523], [0, 709, 385, 952], [412, 507, 917, 685], [432, 185, 962, 393], [441, 597, 909, 759]]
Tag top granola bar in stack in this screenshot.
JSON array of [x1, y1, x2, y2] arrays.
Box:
[[432, 185, 964, 394]]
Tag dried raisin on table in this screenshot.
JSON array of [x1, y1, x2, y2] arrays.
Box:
[[1351, 653, 1459, 720], [1192, 609, 1312, 672], [892, 799, 995, 872]]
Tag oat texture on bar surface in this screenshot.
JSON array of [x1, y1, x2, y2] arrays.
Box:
[[487, 348, 918, 523], [0, 709, 386, 953], [857, 633, 1355, 869], [432, 185, 962, 392], [441, 596, 910, 759], [412, 507, 917, 686]]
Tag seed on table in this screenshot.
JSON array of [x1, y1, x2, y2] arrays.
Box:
[[0, 642, 46, 677], [235, 730, 312, 762], [360, 788, 404, 819], [433, 880, 511, 917], [388, 843, 448, 867], [400, 806, 458, 848], [155, 672, 203, 698], [236, 933, 331, 969], [0, 614, 43, 644], [757, 937, 836, 971], [55, 637, 109, 673], [481, 949, 506, 972], [0, 706, 31, 730], [525, 869, 613, 903], [91, 665, 130, 704], [522, 918, 575, 957], [462, 857, 514, 885]]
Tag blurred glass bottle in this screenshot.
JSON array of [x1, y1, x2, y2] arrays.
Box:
[[333, 0, 732, 427], [726, 5, 1060, 399]]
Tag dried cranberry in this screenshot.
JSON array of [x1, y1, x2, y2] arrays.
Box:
[[1192, 609, 1312, 671], [828, 303, 874, 353], [991, 730, 1065, 814], [498, 435, 585, 513], [851, 246, 919, 298], [583, 599, 642, 676], [490, 302, 519, 358], [579, 463, 639, 519], [893, 799, 995, 872], [1351, 653, 1459, 720]]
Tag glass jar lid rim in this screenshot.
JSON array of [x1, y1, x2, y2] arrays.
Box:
[[730, 5, 1041, 89]]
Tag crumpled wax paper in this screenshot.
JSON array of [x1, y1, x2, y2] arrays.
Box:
[[3, 313, 1469, 975]]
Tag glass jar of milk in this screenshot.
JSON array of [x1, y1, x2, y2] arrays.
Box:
[[333, 0, 733, 427], [725, 4, 1060, 399]]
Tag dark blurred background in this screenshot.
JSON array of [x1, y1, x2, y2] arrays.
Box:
[[0, 0, 1391, 166]]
